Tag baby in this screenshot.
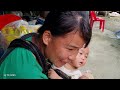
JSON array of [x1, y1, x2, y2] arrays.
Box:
[[48, 47, 94, 79]]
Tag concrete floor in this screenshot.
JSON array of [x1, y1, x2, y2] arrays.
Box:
[[80, 17, 120, 79]]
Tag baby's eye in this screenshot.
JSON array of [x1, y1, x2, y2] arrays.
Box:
[[85, 55, 88, 58]]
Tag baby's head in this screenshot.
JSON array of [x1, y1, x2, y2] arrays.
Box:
[[69, 47, 89, 69]]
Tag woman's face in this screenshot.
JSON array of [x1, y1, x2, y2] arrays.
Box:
[[43, 30, 85, 67], [70, 47, 89, 68]]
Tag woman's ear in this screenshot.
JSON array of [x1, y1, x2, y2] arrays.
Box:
[[42, 30, 52, 46]]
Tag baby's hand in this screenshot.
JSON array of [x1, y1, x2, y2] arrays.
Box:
[[80, 70, 94, 79], [48, 69, 62, 79]]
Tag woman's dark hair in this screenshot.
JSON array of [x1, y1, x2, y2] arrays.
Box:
[[37, 11, 92, 47]]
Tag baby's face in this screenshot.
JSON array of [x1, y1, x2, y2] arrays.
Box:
[[70, 47, 89, 68]]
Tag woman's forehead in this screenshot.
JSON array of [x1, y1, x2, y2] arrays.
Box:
[[63, 31, 85, 47], [79, 47, 89, 53], [51, 30, 85, 49]]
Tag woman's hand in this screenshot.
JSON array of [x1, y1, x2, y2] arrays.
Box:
[[48, 69, 62, 79]]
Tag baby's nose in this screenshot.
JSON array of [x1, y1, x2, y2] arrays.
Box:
[[81, 55, 85, 60]]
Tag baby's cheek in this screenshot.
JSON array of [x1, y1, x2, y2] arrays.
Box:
[[83, 60, 87, 65]]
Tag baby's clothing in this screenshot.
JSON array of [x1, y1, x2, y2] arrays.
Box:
[[52, 65, 82, 79]]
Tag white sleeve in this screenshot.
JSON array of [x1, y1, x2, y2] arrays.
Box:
[[71, 70, 82, 79]]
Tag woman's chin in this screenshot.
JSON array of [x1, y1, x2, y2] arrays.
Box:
[[55, 63, 66, 68]]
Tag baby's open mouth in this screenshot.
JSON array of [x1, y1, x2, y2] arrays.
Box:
[[79, 62, 83, 65]]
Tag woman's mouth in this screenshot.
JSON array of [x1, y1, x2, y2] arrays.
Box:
[[60, 60, 67, 65]]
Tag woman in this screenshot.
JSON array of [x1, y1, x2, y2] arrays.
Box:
[[0, 11, 92, 79]]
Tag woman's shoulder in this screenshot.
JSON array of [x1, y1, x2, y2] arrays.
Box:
[[0, 47, 48, 79], [2, 47, 37, 68], [10, 47, 34, 57]]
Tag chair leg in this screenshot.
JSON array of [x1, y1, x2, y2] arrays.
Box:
[[90, 20, 94, 29], [90, 19, 92, 28], [102, 20, 105, 32], [100, 21, 102, 29]]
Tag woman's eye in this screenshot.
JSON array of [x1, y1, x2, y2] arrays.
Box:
[[79, 52, 83, 55], [68, 48, 74, 51], [79, 53, 82, 55]]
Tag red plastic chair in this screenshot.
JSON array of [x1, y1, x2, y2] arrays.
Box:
[[90, 11, 105, 32], [0, 14, 22, 30]]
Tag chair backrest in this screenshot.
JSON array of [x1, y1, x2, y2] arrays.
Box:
[[90, 11, 97, 20]]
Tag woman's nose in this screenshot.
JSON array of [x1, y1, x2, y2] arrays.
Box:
[[68, 54, 76, 61]]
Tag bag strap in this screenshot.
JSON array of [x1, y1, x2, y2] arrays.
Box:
[[0, 33, 48, 75], [28, 41, 48, 74], [0, 47, 15, 65], [20, 33, 37, 40], [54, 69, 71, 79], [0, 33, 36, 64]]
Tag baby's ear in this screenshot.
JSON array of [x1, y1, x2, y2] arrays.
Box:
[[42, 30, 52, 45]]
